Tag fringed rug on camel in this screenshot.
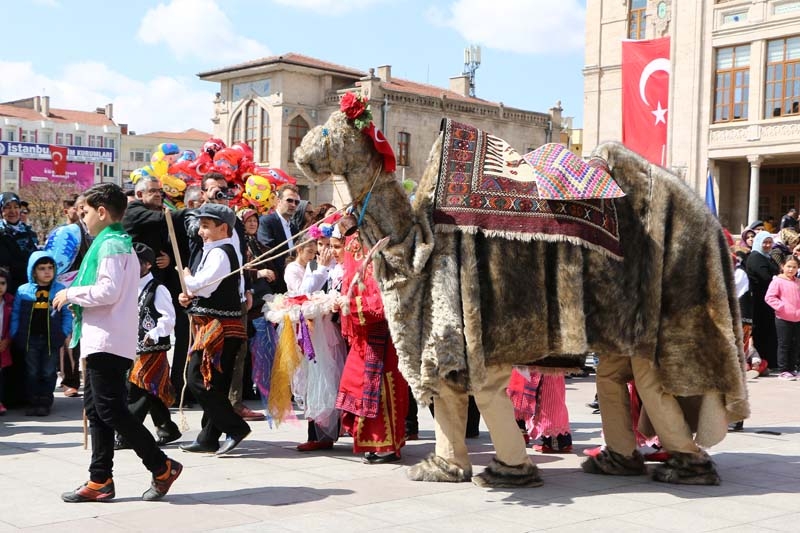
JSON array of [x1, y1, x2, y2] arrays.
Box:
[[433, 118, 624, 260]]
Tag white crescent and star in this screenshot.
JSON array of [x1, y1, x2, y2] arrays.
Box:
[[639, 57, 671, 125], [52, 152, 63, 162]]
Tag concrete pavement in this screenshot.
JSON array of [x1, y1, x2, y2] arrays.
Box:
[[1, 373, 798, 532]]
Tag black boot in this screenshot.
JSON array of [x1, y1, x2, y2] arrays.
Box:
[[114, 433, 131, 450], [25, 396, 40, 416], [155, 421, 182, 446]]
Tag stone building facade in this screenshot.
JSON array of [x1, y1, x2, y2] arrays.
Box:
[[0, 96, 119, 191], [198, 53, 564, 206], [584, 0, 800, 230]]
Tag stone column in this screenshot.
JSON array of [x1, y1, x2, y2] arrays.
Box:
[[747, 155, 763, 224]]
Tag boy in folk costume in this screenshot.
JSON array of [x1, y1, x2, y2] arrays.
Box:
[[334, 226, 409, 464], [54, 183, 181, 503], [178, 203, 251, 456], [115, 243, 181, 449]]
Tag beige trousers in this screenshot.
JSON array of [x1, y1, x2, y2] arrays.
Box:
[[433, 364, 529, 470], [596, 354, 700, 456]]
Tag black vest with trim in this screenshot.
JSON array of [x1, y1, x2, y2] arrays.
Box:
[[138, 278, 172, 354], [188, 242, 242, 318]]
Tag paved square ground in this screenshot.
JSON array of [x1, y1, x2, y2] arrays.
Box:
[[1, 373, 798, 532]]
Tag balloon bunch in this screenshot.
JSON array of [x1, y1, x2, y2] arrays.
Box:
[[129, 137, 299, 214]]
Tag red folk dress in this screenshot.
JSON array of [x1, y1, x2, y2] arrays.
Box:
[[334, 232, 408, 455]]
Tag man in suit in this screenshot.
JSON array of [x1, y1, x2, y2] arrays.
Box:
[[256, 184, 301, 294]]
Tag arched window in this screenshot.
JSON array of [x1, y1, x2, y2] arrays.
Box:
[[288, 116, 310, 162], [260, 110, 270, 164], [231, 113, 242, 143], [245, 101, 257, 149]]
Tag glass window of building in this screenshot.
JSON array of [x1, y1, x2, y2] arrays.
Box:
[[714, 45, 750, 122], [628, 0, 647, 40], [766, 37, 800, 117], [245, 101, 257, 150], [398, 131, 410, 167], [75, 135, 84, 146], [4, 130, 15, 141], [56, 133, 63, 144], [231, 113, 242, 143], [288, 116, 309, 162], [260, 109, 270, 164], [21, 130, 36, 143]]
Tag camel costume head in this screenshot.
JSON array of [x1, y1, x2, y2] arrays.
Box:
[[296, 104, 749, 488]]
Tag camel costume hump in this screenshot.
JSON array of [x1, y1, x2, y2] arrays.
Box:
[[294, 112, 749, 447]]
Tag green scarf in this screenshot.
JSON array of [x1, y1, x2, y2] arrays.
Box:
[[69, 222, 132, 348]]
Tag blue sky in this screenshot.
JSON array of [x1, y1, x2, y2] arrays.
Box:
[[1, 0, 586, 134]]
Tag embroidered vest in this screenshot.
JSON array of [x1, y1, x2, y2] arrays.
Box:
[[188, 243, 242, 318], [137, 278, 172, 354]]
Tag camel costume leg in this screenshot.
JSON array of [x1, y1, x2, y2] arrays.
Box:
[[408, 365, 542, 487], [584, 355, 720, 485], [582, 354, 647, 476]]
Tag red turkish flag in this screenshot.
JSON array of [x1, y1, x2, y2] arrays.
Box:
[[50, 145, 68, 176], [622, 37, 671, 165]]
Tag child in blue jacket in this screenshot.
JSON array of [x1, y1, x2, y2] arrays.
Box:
[[10, 251, 72, 416]]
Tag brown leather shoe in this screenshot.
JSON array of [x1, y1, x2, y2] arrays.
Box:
[[63, 387, 80, 398]]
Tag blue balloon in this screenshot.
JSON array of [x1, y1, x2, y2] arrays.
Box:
[[44, 224, 81, 275]]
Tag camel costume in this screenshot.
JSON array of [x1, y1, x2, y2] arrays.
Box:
[[294, 101, 749, 487]]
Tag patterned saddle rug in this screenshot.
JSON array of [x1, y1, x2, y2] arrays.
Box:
[[432, 118, 624, 260]]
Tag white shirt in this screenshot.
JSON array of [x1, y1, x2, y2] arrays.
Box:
[[284, 261, 331, 294], [280, 214, 294, 248], [184, 238, 242, 299], [138, 272, 176, 341]]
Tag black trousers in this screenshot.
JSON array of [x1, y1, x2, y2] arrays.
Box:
[[84, 353, 167, 483], [170, 307, 194, 404], [775, 318, 800, 373], [127, 383, 174, 432], [60, 343, 81, 389], [187, 338, 250, 447]]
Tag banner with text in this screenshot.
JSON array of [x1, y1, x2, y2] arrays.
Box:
[[22, 159, 95, 188], [0, 141, 114, 163]]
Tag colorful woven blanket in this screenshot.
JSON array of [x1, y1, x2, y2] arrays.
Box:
[[432, 119, 623, 259]]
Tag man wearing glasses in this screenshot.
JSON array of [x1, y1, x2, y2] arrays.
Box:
[[256, 184, 301, 294]]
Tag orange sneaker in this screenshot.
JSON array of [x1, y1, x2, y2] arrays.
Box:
[[142, 459, 183, 501], [62, 479, 115, 503]]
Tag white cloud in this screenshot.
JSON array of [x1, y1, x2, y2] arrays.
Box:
[[272, 0, 385, 14], [0, 61, 214, 134], [137, 0, 270, 62], [428, 0, 585, 55]]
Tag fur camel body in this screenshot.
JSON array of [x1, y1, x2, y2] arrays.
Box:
[[295, 111, 749, 486]]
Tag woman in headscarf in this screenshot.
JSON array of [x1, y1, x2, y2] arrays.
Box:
[[772, 228, 800, 266], [735, 228, 756, 255], [746, 231, 780, 370]]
